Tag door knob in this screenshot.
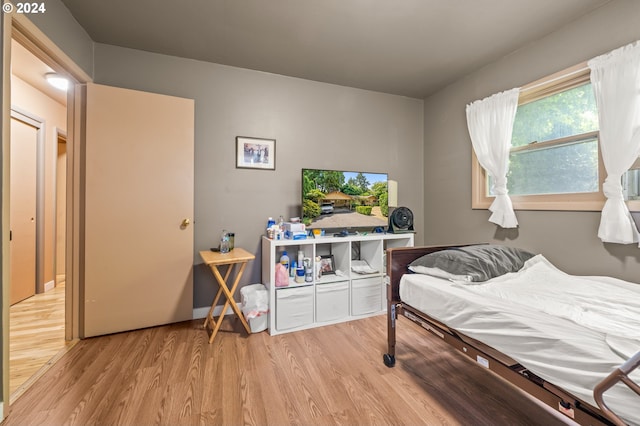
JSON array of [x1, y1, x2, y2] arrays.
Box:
[[181, 218, 191, 228]]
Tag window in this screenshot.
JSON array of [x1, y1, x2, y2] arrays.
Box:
[[624, 157, 640, 207], [472, 64, 606, 211], [624, 169, 640, 200]]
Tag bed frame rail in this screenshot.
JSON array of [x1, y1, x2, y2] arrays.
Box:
[[384, 245, 459, 368], [594, 351, 640, 426], [384, 244, 477, 367]]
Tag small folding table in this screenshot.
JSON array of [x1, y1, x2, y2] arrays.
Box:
[[200, 248, 255, 343]]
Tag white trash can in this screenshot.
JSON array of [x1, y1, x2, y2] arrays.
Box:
[[240, 284, 269, 333]]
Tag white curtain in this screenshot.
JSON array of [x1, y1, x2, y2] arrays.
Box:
[[466, 88, 520, 228], [589, 41, 640, 245]]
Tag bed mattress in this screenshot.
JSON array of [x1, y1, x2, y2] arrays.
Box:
[[399, 254, 640, 425]]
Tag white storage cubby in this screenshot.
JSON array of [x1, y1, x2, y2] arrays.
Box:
[[262, 233, 414, 335]]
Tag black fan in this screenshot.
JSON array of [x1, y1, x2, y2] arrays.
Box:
[[388, 207, 414, 233]]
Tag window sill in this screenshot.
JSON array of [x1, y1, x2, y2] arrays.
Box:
[[473, 198, 640, 212]]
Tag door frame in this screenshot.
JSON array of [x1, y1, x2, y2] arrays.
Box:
[[10, 107, 45, 296], [1, 12, 93, 415], [54, 128, 67, 290]]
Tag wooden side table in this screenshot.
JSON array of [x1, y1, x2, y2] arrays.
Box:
[[200, 248, 255, 343]]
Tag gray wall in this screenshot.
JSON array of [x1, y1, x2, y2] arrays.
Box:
[[12, 0, 638, 313], [422, 0, 640, 282], [92, 43, 424, 308]]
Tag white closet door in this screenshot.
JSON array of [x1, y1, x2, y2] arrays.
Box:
[[9, 116, 37, 305]]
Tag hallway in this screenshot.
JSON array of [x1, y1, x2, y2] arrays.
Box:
[[9, 282, 73, 401]]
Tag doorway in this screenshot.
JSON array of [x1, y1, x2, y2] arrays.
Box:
[[8, 38, 71, 400], [2, 13, 194, 417], [2, 13, 91, 416], [56, 131, 66, 287]]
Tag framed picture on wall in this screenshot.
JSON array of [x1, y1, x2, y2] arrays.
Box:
[[236, 136, 276, 170]]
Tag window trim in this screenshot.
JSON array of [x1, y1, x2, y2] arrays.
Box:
[[518, 62, 591, 105], [471, 63, 608, 212]]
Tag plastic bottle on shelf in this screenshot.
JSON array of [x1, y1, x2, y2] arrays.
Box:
[[297, 250, 304, 268], [290, 260, 297, 278], [220, 230, 230, 253], [315, 256, 322, 280], [266, 217, 276, 239], [278, 215, 285, 233], [280, 251, 290, 274]]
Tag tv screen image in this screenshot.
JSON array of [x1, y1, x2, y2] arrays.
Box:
[[302, 169, 389, 231]]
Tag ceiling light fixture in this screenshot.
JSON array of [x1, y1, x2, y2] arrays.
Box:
[[45, 72, 69, 91]]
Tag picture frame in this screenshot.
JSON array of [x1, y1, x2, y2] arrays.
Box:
[[236, 136, 276, 170], [319, 254, 335, 275]]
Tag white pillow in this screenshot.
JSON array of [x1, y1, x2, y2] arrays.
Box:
[[408, 265, 473, 282]]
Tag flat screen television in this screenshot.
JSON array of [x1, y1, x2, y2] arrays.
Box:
[[302, 168, 389, 231]]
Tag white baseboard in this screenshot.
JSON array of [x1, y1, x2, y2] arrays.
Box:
[[44, 280, 55, 292], [193, 305, 234, 320]]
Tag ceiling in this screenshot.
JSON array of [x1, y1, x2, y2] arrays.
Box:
[[11, 40, 68, 106], [58, 0, 611, 99]]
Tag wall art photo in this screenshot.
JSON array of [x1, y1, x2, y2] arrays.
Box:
[[236, 136, 276, 170]]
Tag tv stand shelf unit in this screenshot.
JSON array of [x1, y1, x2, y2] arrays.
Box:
[[262, 233, 414, 335]]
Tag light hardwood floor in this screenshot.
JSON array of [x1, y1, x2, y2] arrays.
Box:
[[2, 314, 568, 425], [9, 282, 74, 400]]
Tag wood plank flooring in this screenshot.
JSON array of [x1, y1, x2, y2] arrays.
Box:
[[3, 315, 568, 425], [9, 282, 73, 400]]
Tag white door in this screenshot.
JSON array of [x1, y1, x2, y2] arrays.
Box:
[[9, 116, 37, 305], [83, 83, 194, 337]]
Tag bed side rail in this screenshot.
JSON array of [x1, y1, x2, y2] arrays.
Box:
[[593, 351, 640, 426]]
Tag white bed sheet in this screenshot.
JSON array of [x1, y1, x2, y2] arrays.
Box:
[[399, 254, 640, 425]]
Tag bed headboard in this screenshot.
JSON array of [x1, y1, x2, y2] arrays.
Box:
[[386, 244, 481, 302]]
